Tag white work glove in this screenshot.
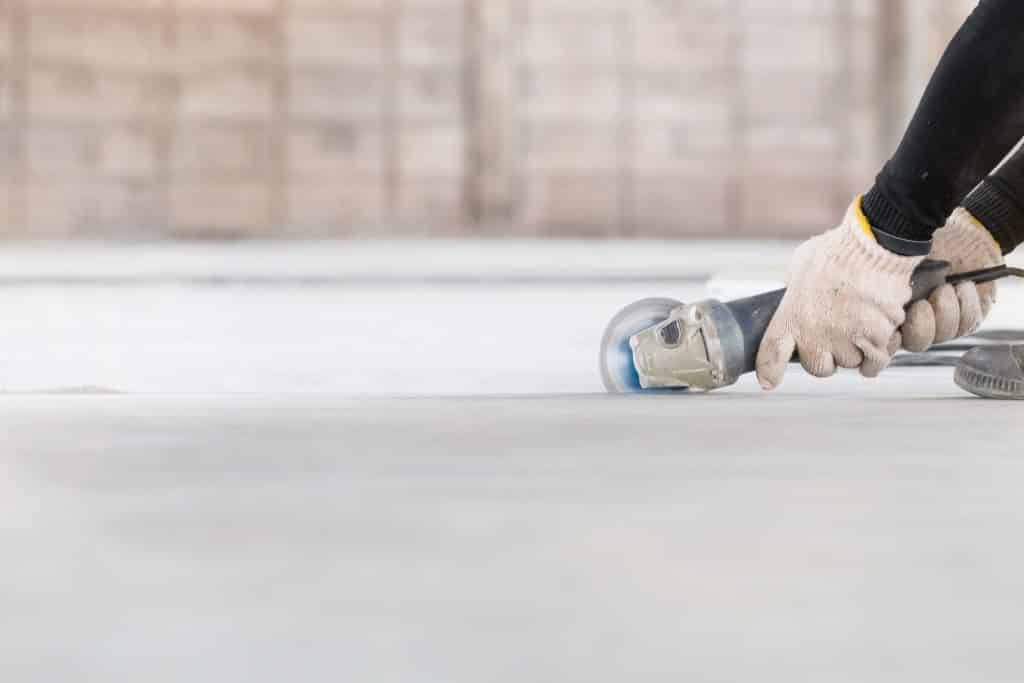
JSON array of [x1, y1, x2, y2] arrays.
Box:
[[756, 198, 925, 390], [901, 208, 1003, 352]]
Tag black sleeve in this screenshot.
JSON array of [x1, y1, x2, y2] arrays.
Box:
[[862, 0, 1024, 253], [964, 144, 1024, 254]]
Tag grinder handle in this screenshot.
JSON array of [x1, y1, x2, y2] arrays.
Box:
[[908, 259, 953, 302], [728, 258, 951, 375]]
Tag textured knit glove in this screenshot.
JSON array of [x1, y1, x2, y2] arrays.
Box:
[[756, 198, 925, 390], [901, 208, 1003, 352]]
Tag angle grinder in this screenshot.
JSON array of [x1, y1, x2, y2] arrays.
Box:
[[599, 261, 1024, 393]]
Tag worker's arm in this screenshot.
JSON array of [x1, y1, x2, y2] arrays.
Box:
[[758, 0, 1024, 389], [864, 0, 1024, 252]]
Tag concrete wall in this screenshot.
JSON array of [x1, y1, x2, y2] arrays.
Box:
[[0, 0, 976, 240]]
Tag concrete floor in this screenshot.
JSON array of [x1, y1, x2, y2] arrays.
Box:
[[4, 242, 1024, 681]]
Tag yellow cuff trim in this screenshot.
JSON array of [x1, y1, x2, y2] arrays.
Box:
[[960, 208, 1004, 255], [853, 195, 877, 243]]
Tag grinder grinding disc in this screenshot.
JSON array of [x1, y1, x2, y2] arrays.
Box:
[[599, 297, 684, 393]]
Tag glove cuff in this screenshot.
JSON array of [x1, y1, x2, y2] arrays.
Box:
[[861, 184, 937, 243], [944, 208, 1004, 267], [962, 179, 1024, 255], [836, 198, 925, 278]]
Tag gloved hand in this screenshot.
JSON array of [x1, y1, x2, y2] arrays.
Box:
[[901, 208, 1003, 352], [756, 198, 925, 390]]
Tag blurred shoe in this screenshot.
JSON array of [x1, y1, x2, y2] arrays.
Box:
[[955, 344, 1024, 399]]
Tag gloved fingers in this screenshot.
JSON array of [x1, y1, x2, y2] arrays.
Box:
[[832, 341, 864, 370], [798, 347, 837, 378], [954, 281, 983, 338], [977, 281, 997, 317], [928, 284, 961, 344], [756, 327, 797, 391], [855, 307, 902, 352], [887, 331, 902, 357], [901, 299, 936, 352], [854, 336, 893, 379]]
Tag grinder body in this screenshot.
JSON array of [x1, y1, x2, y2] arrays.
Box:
[[604, 259, 952, 393]]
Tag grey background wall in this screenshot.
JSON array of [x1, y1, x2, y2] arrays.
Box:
[[0, 0, 977, 240]]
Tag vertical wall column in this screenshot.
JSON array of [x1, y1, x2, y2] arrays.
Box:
[[384, 0, 402, 224], [877, 0, 907, 153], [270, 0, 289, 231], [284, 0, 392, 236], [166, 0, 277, 238], [21, 1, 168, 237], [465, 0, 520, 229], [626, 0, 736, 237], [1, 1, 26, 234], [833, 0, 889, 204], [518, 2, 623, 236], [395, 0, 468, 233]]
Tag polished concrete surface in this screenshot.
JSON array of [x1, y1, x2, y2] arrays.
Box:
[[3, 243, 1024, 680], [6, 379, 1024, 681]]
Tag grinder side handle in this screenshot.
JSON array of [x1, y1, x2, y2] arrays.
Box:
[[908, 259, 953, 301], [725, 259, 951, 375]]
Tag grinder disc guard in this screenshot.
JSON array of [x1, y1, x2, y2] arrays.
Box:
[[599, 297, 684, 393]]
